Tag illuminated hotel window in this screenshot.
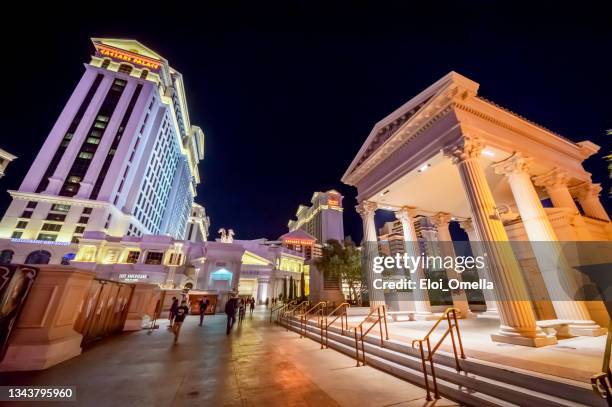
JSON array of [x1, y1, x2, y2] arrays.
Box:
[[51, 204, 70, 212], [145, 251, 163, 265], [101, 59, 111, 69], [67, 175, 82, 183], [16, 221, 28, 229], [46, 213, 66, 221], [140, 70, 148, 79], [11, 231, 22, 238], [41, 223, 62, 232], [21, 210, 33, 219], [126, 251, 140, 263], [118, 64, 133, 75], [37, 233, 57, 242], [75, 226, 85, 234], [71, 236, 80, 243]]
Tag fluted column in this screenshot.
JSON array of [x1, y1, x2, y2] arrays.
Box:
[[444, 136, 555, 347], [533, 168, 592, 240], [431, 212, 471, 318], [356, 201, 385, 309], [573, 183, 611, 222], [494, 153, 604, 336], [459, 219, 499, 315], [395, 207, 433, 317]]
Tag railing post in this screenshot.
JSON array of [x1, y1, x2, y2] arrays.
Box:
[[453, 309, 466, 359], [419, 342, 431, 401], [354, 330, 360, 367], [382, 304, 389, 340], [360, 325, 365, 366]]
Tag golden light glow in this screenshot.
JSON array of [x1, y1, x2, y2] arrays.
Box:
[[98, 45, 161, 70]]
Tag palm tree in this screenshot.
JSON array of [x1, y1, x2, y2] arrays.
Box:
[[315, 237, 364, 305]]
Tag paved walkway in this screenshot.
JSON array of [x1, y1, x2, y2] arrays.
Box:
[[2, 307, 456, 407]]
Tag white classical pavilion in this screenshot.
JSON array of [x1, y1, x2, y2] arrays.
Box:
[[342, 71, 611, 347]]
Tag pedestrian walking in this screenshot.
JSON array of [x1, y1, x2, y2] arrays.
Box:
[[198, 297, 209, 326], [168, 297, 178, 329], [249, 297, 255, 315], [238, 299, 246, 323], [172, 300, 189, 343], [225, 295, 238, 335], [265, 297, 269, 308]]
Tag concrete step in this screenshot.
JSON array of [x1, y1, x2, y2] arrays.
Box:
[[281, 317, 604, 407]]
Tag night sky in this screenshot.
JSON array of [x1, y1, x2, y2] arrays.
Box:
[[2, 3, 610, 242]]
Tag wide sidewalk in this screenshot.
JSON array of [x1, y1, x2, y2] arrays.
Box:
[[1, 307, 456, 407]]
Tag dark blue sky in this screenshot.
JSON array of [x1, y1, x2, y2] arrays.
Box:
[[1, 2, 610, 241]]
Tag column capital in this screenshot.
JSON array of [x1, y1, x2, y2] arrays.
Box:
[[429, 212, 452, 228], [355, 201, 377, 218], [443, 134, 484, 163], [571, 182, 602, 200], [458, 218, 474, 233], [493, 152, 533, 177], [394, 206, 418, 223], [532, 168, 570, 189]]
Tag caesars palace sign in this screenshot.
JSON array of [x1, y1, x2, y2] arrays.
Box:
[[98, 46, 161, 70]]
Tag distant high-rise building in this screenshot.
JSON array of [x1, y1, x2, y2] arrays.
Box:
[[288, 190, 344, 244], [0, 38, 205, 243], [186, 203, 210, 242]]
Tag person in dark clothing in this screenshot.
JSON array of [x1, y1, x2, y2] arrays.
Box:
[[198, 298, 209, 326], [238, 299, 246, 323], [225, 295, 238, 335], [172, 300, 189, 343], [249, 297, 255, 315], [168, 297, 179, 329]]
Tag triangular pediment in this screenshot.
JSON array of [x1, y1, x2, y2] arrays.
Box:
[[91, 38, 167, 62], [241, 250, 273, 266], [341, 71, 479, 184]]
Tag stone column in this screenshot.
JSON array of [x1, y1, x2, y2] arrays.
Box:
[[459, 219, 499, 316], [444, 135, 555, 347], [573, 183, 611, 222], [430, 212, 472, 318], [257, 277, 270, 304], [356, 201, 385, 309], [533, 168, 592, 240], [395, 207, 433, 318], [494, 153, 604, 336]]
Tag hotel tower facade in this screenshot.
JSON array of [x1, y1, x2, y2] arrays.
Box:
[[0, 38, 204, 244]]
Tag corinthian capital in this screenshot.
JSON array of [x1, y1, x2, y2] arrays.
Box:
[[355, 201, 377, 219], [430, 212, 452, 228], [394, 206, 418, 224], [532, 168, 570, 189], [571, 182, 602, 200], [458, 219, 474, 232], [443, 134, 484, 163], [493, 152, 532, 177]]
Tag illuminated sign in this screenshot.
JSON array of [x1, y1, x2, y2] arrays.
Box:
[[283, 239, 314, 246], [10, 238, 70, 246], [98, 45, 161, 70], [118, 273, 149, 282]]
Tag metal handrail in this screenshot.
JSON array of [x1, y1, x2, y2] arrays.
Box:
[[411, 308, 466, 401], [280, 301, 308, 330], [322, 302, 350, 349], [351, 304, 389, 367], [300, 301, 327, 338], [591, 321, 612, 404], [270, 300, 296, 323]]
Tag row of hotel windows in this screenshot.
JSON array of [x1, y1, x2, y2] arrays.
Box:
[[101, 59, 150, 80], [14, 202, 93, 243], [118, 250, 182, 265]]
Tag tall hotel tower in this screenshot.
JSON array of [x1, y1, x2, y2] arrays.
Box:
[[0, 38, 204, 243]]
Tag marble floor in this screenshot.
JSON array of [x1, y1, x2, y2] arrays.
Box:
[[1, 307, 456, 407]]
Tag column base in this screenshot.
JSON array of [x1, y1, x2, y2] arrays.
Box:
[[567, 322, 607, 337], [491, 326, 557, 347]]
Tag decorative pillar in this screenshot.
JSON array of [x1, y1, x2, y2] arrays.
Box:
[[257, 277, 269, 304], [444, 135, 555, 347], [356, 201, 385, 309], [533, 168, 592, 240], [395, 207, 433, 318], [494, 153, 604, 336], [573, 183, 611, 222], [430, 212, 472, 318], [459, 219, 499, 315]]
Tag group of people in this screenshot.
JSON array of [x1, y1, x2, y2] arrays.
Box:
[[167, 294, 258, 340], [224, 295, 256, 335], [168, 296, 210, 343]]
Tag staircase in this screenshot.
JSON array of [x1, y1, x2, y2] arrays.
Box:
[[278, 315, 606, 407]]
